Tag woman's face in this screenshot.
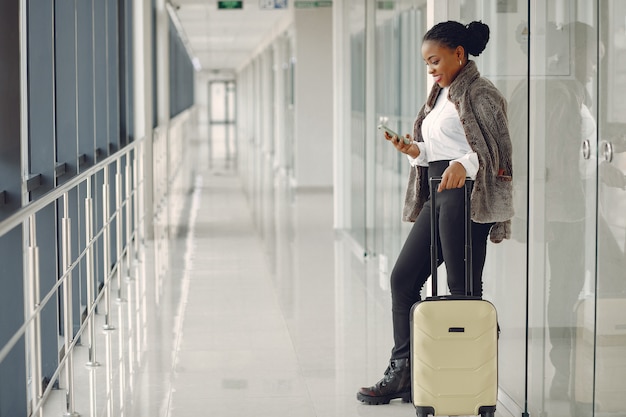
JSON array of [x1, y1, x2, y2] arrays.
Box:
[[421, 40, 464, 87]]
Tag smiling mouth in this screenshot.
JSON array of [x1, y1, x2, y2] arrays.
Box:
[[433, 75, 442, 83]]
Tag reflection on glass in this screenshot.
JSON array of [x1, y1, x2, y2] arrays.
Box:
[[459, 2, 530, 413], [349, 0, 366, 247], [523, 14, 598, 417], [541, 23, 597, 413], [374, 6, 426, 266], [594, 1, 626, 416]]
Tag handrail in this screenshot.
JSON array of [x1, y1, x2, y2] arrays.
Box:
[[0, 138, 143, 237], [0, 184, 138, 364], [0, 135, 147, 417]]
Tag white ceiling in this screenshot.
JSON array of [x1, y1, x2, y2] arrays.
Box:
[[170, 0, 290, 73]]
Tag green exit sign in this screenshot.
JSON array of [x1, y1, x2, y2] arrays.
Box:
[[218, 1, 243, 9]]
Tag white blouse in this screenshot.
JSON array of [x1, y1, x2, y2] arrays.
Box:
[[408, 87, 479, 179]]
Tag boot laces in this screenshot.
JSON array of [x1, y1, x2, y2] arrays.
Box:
[[381, 364, 397, 386]]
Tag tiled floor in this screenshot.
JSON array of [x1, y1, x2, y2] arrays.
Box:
[[156, 168, 408, 417]]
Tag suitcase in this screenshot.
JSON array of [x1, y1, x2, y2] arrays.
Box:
[[410, 177, 498, 417]]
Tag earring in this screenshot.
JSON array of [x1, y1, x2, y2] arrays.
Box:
[[459, 60, 462, 66]]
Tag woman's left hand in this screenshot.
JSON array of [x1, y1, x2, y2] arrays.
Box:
[[438, 162, 467, 192]]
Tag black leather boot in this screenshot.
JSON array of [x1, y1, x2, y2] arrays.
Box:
[[357, 358, 411, 405]]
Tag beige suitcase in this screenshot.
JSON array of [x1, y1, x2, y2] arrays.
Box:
[[410, 178, 498, 417]]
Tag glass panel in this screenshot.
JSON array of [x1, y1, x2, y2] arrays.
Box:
[[0, 6, 26, 410], [261, 50, 275, 255], [94, 0, 108, 160], [209, 81, 237, 167], [106, 0, 119, 151], [452, 2, 530, 414], [373, 4, 426, 272], [55, 0, 78, 179], [285, 37, 296, 177], [349, 0, 367, 248], [227, 81, 236, 122], [595, 1, 626, 416], [211, 82, 227, 121], [526, 2, 598, 416], [209, 81, 223, 166], [76, 0, 95, 170]]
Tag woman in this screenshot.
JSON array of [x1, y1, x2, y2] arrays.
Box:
[[357, 20, 514, 405]]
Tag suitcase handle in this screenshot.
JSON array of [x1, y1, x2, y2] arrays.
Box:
[[429, 177, 473, 297]]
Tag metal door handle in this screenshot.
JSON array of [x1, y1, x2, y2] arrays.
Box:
[[601, 141, 614, 162], [582, 140, 591, 160]]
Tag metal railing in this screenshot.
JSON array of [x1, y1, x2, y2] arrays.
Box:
[[0, 106, 196, 417], [0, 131, 148, 416]]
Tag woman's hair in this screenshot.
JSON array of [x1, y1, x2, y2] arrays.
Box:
[[423, 21, 490, 57]]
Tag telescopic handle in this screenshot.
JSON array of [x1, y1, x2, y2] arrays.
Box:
[[428, 177, 473, 297]]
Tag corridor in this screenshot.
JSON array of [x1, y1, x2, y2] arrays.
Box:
[[3, 2, 626, 417]]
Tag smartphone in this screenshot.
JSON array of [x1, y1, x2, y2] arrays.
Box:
[[377, 124, 411, 144]]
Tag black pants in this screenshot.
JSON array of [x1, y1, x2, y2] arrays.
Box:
[[390, 161, 493, 360]]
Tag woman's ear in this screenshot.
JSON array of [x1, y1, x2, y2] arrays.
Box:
[[456, 46, 465, 60]]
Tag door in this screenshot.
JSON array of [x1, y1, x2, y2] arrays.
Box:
[[527, 1, 626, 416], [591, 2, 626, 415], [525, 2, 600, 416], [208, 80, 236, 169]]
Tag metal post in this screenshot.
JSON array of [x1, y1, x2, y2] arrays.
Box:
[[26, 215, 43, 417], [88, 366, 97, 417], [224, 82, 231, 166], [125, 158, 133, 280], [115, 159, 126, 303], [61, 193, 79, 417], [102, 165, 115, 331], [85, 179, 100, 368], [116, 297, 126, 414], [134, 144, 144, 358], [133, 147, 141, 263], [104, 329, 113, 417]]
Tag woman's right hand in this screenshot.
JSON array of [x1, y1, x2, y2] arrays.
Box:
[[384, 132, 419, 158]]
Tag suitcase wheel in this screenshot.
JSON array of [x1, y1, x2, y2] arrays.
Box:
[[479, 405, 496, 417], [415, 406, 434, 417]]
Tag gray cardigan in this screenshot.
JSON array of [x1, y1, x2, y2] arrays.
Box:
[[403, 61, 514, 243]]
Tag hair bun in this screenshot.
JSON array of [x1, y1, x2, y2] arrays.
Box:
[[466, 21, 490, 56]]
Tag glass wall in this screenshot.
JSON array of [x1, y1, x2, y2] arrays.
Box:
[[0, 6, 24, 414], [284, 36, 296, 181], [232, 2, 626, 415], [373, 3, 427, 272], [208, 81, 237, 169], [168, 16, 195, 118], [525, 2, 603, 416], [345, 1, 427, 263], [593, 1, 626, 416], [0, 1, 139, 415], [456, 1, 626, 417], [237, 28, 296, 251], [349, 0, 367, 249], [25, 0, 129, 398], [342, 1, 626, 416], [448, 3, 530, 415]]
